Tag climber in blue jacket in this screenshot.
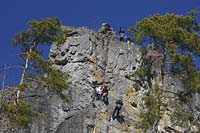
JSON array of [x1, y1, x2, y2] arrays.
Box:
[[119, 27, 126, 42]]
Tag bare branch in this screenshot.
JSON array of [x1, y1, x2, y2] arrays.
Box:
[[0, 66, 24, 72]]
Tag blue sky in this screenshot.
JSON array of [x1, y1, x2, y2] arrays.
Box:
[[0, 0, 200, 87]]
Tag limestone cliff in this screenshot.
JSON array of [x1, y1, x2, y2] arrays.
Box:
[[48, 26, 142, 132], [0, 26, 199, 133]]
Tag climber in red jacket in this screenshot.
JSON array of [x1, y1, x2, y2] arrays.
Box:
[[101, 83, 109, 105]]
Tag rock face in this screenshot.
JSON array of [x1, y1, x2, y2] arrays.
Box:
[[48, 26, 142, 133], [1, 26, 199, 133], [0, 26, 142, 133]]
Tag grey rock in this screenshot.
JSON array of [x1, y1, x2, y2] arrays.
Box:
[[48, 26, 142, 133], [1, 25, 199, 133]]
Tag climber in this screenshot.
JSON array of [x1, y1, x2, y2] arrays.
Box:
[[119, 27, 126, 42], [112, 98, 123, 119], [103, 23, 111, 31], [126, 37, 133, 45], [101, 83, 109, 105], [99, 23, 112, 34], [95, 85, 103, 100]]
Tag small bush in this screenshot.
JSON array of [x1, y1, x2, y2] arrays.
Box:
[[2, 100, 34, 129]]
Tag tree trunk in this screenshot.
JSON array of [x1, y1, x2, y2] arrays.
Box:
[[161, 43, 170, 83], [16, 42, 36, 103], [153, 120, 159, 133], [161, 47, 166, 83], [161, 42, 173, 84]]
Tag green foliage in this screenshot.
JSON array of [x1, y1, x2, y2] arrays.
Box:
[[183, 71, 200, 93], [27, 52, 70, 100], [13, 17, 68, 86], [171, 101, 191, 128], [130, 11, 200, 94], [138, 85, 167, 131], [2, 100, 34, 129], [18, 82, 34, 91], [132, 48, 153, 88], [138, 84, 194, 131], [5, 18, 70, 131], [131, 13, 200, 53], [13, 17, 70, 99], [13, 17, 66, 48], [171, 52, 200, 94], [39, 67, 70, 100], [130, 11, 200, 132], [171, 53, 195, 75]]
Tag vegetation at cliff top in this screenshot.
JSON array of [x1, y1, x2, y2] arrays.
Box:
[[0, 17, 70, 130], [130, 10, 200, 131], [13, 17, 70, 100]]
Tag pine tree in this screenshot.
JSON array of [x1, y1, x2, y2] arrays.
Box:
[[0, 17, 70, 130], [130, 11, 200, 131], [13, 17, 68, 103], [129, 11, 200, 78]]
